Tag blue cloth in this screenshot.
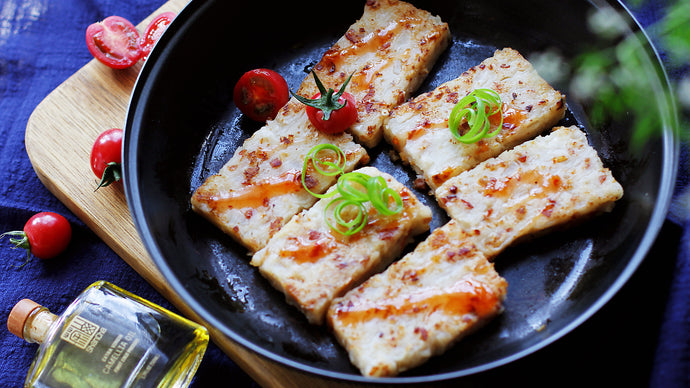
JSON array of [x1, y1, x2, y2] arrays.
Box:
[[0, 1, 687, 387]]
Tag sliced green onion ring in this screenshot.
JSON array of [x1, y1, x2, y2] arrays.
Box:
[[367, 175, 403, 216], [449, 88, 504, 144], [325, 198, 367, 236], [301, 143, 347, 198], [336, 172, 371, 203]]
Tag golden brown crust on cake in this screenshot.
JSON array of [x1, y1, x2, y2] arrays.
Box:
[[301, 0, 451, 148], [191, 123, 368, 252], [435, 126, 624, 258], [251, 167, 432, 325], [328, 220, 507, 377], [384, 47, 566, 190]]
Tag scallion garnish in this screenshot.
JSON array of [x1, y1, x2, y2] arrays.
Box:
[[367, 175, 403, 216], [325, 198, 367, 236], [301, 144, 403, 235], [448, 88, 504, 144], [301, 144, 347, 198]]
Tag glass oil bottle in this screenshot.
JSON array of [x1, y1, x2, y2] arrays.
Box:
[[8, 280, 209, 388]]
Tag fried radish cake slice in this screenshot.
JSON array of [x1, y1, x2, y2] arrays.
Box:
[[328, 220, 507, 377], [251, 166, 432, 325], [436, 125, 624, 258], [300, 0, 451, 148], [383, 47, 566, 191], [191, 117, 368, 253]]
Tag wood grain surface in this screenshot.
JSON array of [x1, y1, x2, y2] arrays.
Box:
[[24, 1, 364, 387]]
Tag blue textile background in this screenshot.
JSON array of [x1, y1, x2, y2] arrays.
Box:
[[0, 0, 687, 387]]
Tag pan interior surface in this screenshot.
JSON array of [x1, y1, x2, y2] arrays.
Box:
[[124, 0, 677, 382]]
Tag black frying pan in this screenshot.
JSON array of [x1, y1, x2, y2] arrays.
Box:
[[123, 0, 677, 383]]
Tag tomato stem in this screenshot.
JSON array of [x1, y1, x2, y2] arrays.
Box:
[[95, 162, 122, 191], [1, 231, 32, 267], [291, 71, 354, 120]]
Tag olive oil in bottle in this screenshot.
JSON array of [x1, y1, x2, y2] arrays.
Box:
[[8, 281, 209, 388]]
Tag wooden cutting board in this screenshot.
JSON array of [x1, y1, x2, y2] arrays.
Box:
[[24, 1, 362, 387]]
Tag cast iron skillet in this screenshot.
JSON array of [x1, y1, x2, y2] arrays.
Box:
[[124, 0, 677, 383]]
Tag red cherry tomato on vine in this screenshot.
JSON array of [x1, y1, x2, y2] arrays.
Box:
[[233, 69, 289, 122], [2, 212, 72, 263], [291, 71, 358, 135], [305, 92, 358, 134], [140, 12, 176, 61], [86, 15, 142, 69], [91, 128, 123, 190]]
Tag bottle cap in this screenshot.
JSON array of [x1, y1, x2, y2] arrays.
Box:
[[7, 299, 42, 339]]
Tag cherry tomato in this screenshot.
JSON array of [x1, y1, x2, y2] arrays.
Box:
[[91, 128, 123, 190], [305, 91, 358, 134], [291, 71, 359, 134], [139, 12, 176, 61], [233, 69, 289, 122], [2, 212, 72, 262], [86, 15, 142, 69]]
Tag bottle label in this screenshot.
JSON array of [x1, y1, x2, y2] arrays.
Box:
[[59, 316, 106, 352], [102, 331, 139, 375]]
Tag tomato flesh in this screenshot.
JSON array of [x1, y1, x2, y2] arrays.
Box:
[[86, 16, 142, 69], [233, 69, 289, 122], [23, 212, 72, 260], [140, 12, 176, 60], [306, 92, 358, 134]]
